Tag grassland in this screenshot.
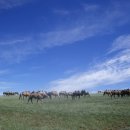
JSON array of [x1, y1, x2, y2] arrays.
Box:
[[0, 94, 130, 130]]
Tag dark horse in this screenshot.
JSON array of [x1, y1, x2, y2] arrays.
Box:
[[3, 91, 18, 96], [81, 90, 90, 97], [71, 91, 81, 100]]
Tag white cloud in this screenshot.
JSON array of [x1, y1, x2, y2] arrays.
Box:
[[0, 1, 130, 63], [0, 81, 16, 90], [53, 9, 70, 15], [39, 25, 98, 48], [0, 0, 32, 9], [49, 35, 130, 92], [64, 68, 79, 75], [0, 38, 30, 45], [0, 37, 36, 63], [109, 34, 130, 53], [82, 4, 99, 12], [0, 69, 9, 75]]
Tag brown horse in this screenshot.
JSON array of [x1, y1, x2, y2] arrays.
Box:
[[27, 92, 48, 103], [103, 90, 111, 96], [19, 91, 31, 100]]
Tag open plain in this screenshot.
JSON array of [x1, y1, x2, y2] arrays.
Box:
[[0, 94, 130, 130]]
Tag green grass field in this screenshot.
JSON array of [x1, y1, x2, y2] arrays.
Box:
[[0, 94, 130, 130]]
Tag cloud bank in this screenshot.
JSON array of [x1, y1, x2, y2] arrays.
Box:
[[49, 35, 130, 92]]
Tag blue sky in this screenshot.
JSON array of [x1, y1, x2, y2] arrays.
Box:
[[0, 0, 130, 93]]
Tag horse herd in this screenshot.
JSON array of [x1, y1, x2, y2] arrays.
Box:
[[18, 90, 90, 103], [3, 91, 19, 96], [103, 89, 130, 98], [2, 88, 130, 103]]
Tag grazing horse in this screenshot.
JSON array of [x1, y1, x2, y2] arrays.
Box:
[[98, 91, 102, 93], [3, 91, 16, 96], [47, 91, 59, 99], [3, 91, 10, 96], [59, 91, 68, 98], [110, 90, 121, 98], [103, 90, 111, 96], [14, 92, 19, 95], [103, 89, 130, 99], [121, 89, 130, 97], [28, 92, 48, 103], [81, 90, 90, 97], [19, 91, 31, 100], [68, 92, 73, 96], [71, 91, 81, 100]]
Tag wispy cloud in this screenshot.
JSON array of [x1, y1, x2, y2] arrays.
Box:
[[0, 0, 32, 9], [39, 25, 97, 48], [64, 68, 79, 75], [0, 1, 130, 63], [49, 35, 130, 92], [109, 34, 130, 53], [0, 81, 20, 91], [0, 38, 30, 45], [53, 9, 70, 15], [0, 69, 9, 75], [29, 65, 44, 71], [82, 4, 99, 12], [0, 37, 36, 63]]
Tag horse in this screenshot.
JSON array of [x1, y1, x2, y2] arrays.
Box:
[[110, 90, 121, 98], [121, 89, 130, 97], [59, 91, 68, 98], [3, 92, 9, 96], [103, 90, 111, 96], [81, 90, 90, 97], [103, 89, 130, 99], [3, 91, 15, 96], [27, 92, 48, 103], [19, 91, 31, 100], [14, 92, 19, 95], [71, 91, 81, 100], [47, 91, 59, 99]]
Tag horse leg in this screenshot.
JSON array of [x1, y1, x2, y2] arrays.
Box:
[[27, 97, 30, 104], [71, 95, 73, 100], [37, 98, 39, 103], [109, 93, 112, 99], [31, 98, 33, 104], [19, 94, 21, 100]]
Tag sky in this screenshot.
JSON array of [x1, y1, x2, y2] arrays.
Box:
[[0, 0, 130, 93]]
